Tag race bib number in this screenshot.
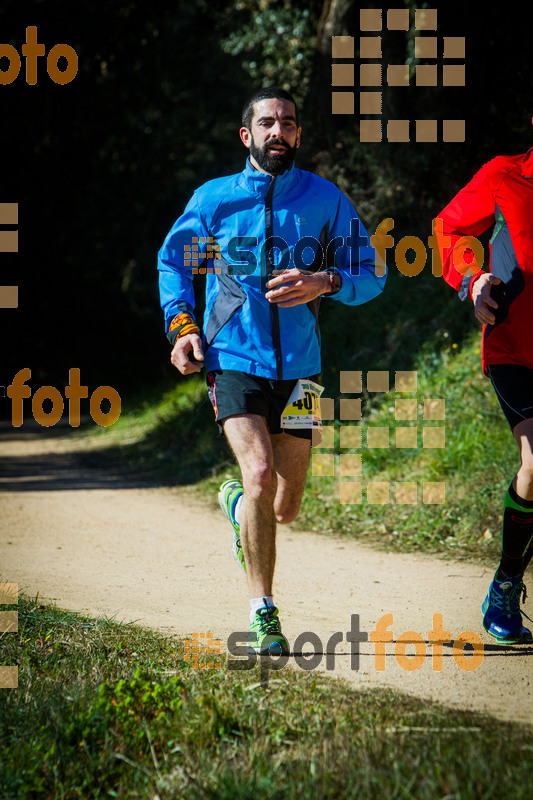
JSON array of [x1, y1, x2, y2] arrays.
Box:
[[281, 379, 324, 429]]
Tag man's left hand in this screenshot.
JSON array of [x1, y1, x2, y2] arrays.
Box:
[[265, 269, 331, 307]]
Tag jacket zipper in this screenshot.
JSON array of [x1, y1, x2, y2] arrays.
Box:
[[264, 175, 283, 379]]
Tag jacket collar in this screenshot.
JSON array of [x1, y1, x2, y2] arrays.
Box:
[[240, 156, 298, 198]]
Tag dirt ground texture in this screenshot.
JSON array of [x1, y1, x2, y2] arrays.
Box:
[[1, 422, 532, 725]]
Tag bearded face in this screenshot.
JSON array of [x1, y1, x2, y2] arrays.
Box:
[[249, 135, 298, 175], [241, 98, 300, 176]]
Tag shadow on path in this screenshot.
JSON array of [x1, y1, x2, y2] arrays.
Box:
[[0, 420, 156, 492]]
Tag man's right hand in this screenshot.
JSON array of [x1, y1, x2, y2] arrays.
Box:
[[471, 273, 501, 325], [170, 333, 204, 374]]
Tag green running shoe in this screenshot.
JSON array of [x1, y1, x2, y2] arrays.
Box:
[[218, 479, 246, 572], [249, 600, 290, 656]]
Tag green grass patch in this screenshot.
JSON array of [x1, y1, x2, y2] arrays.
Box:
[[296, 331, 516, 562], [1, 597, 532, 799]]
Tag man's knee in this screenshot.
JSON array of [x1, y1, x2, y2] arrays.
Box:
[[243, 461, 277, 500], [518, 459, 533, 492]]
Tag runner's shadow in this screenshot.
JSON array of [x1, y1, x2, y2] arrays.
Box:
[[0, 451, 154, 491], [442, 641, 533, 656], [291, 640, 533, 659]]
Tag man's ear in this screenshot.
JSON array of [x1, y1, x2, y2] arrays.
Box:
[[296, 127, 301, 148], [240, 126, 252, 149]]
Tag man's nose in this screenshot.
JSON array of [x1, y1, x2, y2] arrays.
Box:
[[269, 121, 284, 137]]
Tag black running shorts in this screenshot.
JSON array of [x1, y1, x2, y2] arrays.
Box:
[[487, 364, 533, 431], [206, 369, 320, 440]]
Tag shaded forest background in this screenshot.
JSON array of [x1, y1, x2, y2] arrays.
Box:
[[1, 0, 532, 407]]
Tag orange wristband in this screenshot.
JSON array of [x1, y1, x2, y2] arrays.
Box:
[[167, 312, 200, 346]]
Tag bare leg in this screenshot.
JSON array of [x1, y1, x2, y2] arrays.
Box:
[[510, 418, 533, 573], [222, 419, 312, 599], [513, 417, 533, 500], [222, 414, 277, 598], [271, 432, 311, 523]]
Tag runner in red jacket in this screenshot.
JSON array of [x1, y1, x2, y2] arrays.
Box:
[[437, 145, 533, 643]]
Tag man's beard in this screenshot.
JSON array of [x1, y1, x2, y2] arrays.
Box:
[[249, 136, 297, 174]]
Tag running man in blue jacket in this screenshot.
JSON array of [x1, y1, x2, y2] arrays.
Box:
[[158, 87, 386, 655]]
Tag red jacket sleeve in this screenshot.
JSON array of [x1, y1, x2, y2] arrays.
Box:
[[435, 160, 498, 298]]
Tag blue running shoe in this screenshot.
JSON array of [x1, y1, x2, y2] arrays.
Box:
[[249, 600, 290, 656], [482, 572, 532, 643], [218, 479, 246, 572]]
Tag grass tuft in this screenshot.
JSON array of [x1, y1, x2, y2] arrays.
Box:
[[1, 598, 533, 798]]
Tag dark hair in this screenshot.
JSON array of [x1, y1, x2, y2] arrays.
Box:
[[241, 87, 299, 129]]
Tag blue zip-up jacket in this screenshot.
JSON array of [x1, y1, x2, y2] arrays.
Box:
[[158, 158, 386, 380]]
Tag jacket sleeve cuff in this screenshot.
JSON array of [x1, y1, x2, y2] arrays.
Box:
[[458, 270, 484, 301]]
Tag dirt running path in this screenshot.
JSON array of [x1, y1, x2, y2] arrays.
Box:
[[1, 424, 532, 725]]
